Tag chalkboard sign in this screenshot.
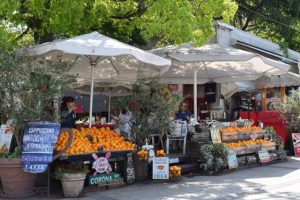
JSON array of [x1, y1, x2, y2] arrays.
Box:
[[126, 153, 135, 184], [22, 121, 60, 173]]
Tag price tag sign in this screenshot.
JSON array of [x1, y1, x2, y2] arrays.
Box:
[[250, 132, 258, 141], [152, 157, 169, 179], [22, 121, 60, 173]]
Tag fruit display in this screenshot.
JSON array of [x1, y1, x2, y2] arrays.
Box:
[[137, 149, 149, 161], [224, 139, 274, 148], [224, 139, 276, 154], [156, 149, 166, 157], [55, 127, 136, 155], [169, 165, 181, 178], [220, 126, 262, 133]]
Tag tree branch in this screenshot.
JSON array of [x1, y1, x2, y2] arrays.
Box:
[[111, 2, 150, 19], [15, 27, 29, 41]]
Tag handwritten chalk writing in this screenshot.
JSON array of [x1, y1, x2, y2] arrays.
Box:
[[28, 128, 55, 134], [23, 163, 48, 172], [23, 143, 54, 152], [23, 134, 58, 143], [22, 155, 52, 163]]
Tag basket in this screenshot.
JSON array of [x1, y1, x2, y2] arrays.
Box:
[[221, 131, 239, 142], [252, 130, 266, 139]]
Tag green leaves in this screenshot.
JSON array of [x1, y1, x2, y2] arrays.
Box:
[[0, 0, 237, 49]]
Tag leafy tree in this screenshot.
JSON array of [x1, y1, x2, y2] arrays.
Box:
[[0, 0, 237, 49], [233, 0, 300, 51], [0, 50, 76, 149]]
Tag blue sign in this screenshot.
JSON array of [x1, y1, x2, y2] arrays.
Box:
[[22, 121, 60, 173]]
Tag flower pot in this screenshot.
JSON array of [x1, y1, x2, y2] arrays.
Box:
[[0, 158, 36, 198], [61, 173, 86, 198], [134, 158, 148, 181]]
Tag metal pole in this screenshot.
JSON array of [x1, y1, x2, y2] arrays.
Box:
[[108, 93, 111, 122], [193, 70, 198, 120], [89, 61, 96, 128]]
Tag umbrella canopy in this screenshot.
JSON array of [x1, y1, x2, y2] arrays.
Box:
[[25, 32, 170, 127], [221, 81, 256, 99], [152, 43, 291, 119], [72, 82, 132, 122], [255, 72, 300, 89]]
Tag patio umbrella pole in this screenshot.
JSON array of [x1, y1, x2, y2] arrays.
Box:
[[193, 70, 198, 121], [108, 89, 111, 122], [89, 61, 97, 128]]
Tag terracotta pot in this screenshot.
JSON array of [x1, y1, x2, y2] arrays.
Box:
[[134, 156, 148, 181], [0, 158, 36, 198], [61, 173, 86, 198]]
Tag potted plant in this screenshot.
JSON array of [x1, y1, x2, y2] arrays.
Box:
[[277, 89, 300, 154], [134, 149, 149, 181], [113, 77, 183, 147], [53, 164, 89, 198], [0, 49, 75, 197], [199, 143, 228, 174]]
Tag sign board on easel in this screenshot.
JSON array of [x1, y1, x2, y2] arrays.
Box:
[[258, 149, 271, 164], [22, 121, 60, 173], [292, 133, 300, 157], [152, 157, 169, 179], [227, 149, 238, 169]]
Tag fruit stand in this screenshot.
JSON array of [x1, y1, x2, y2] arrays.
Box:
[[219, 125, 286, 167], [53, 127, 137, 191]]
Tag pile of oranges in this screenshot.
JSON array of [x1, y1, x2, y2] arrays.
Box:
[[137, 149, 149, 161], [55, 127, 136, 155], [220, 126, 262, 133], [156, 149, 166, 157], [169, 165, 181, 178], [224, 139, 274, 148]]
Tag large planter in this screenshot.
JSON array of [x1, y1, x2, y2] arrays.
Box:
[[61, 173, 86, 198], [134, 157, 149, 181], [0, 158, 36, 198]]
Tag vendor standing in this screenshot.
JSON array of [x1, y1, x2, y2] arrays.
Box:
[[112, 107, 132, 140], [60, 96, 78, 128], [175, 102, 192, 123]]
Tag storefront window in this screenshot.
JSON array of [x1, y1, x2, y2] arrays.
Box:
[[266, 88, 280, 111]]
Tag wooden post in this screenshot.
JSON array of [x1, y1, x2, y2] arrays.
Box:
[[261, 88, 267, 111], [280, 87, 286, 102]]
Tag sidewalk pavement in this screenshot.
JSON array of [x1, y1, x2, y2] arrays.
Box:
[[84, 157, 300, 200], [32, 157, 300, 200]]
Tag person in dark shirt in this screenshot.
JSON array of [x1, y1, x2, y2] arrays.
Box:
[[175, 102, 192, 122], [60, 96, 78, 128]]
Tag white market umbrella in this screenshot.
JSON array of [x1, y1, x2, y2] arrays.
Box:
[[254, 72, 300, 89], [25, 32, 171, 127], [152, 43, 291, 119], [221, 81, 256, 99], [72, 82, 132, 121]]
